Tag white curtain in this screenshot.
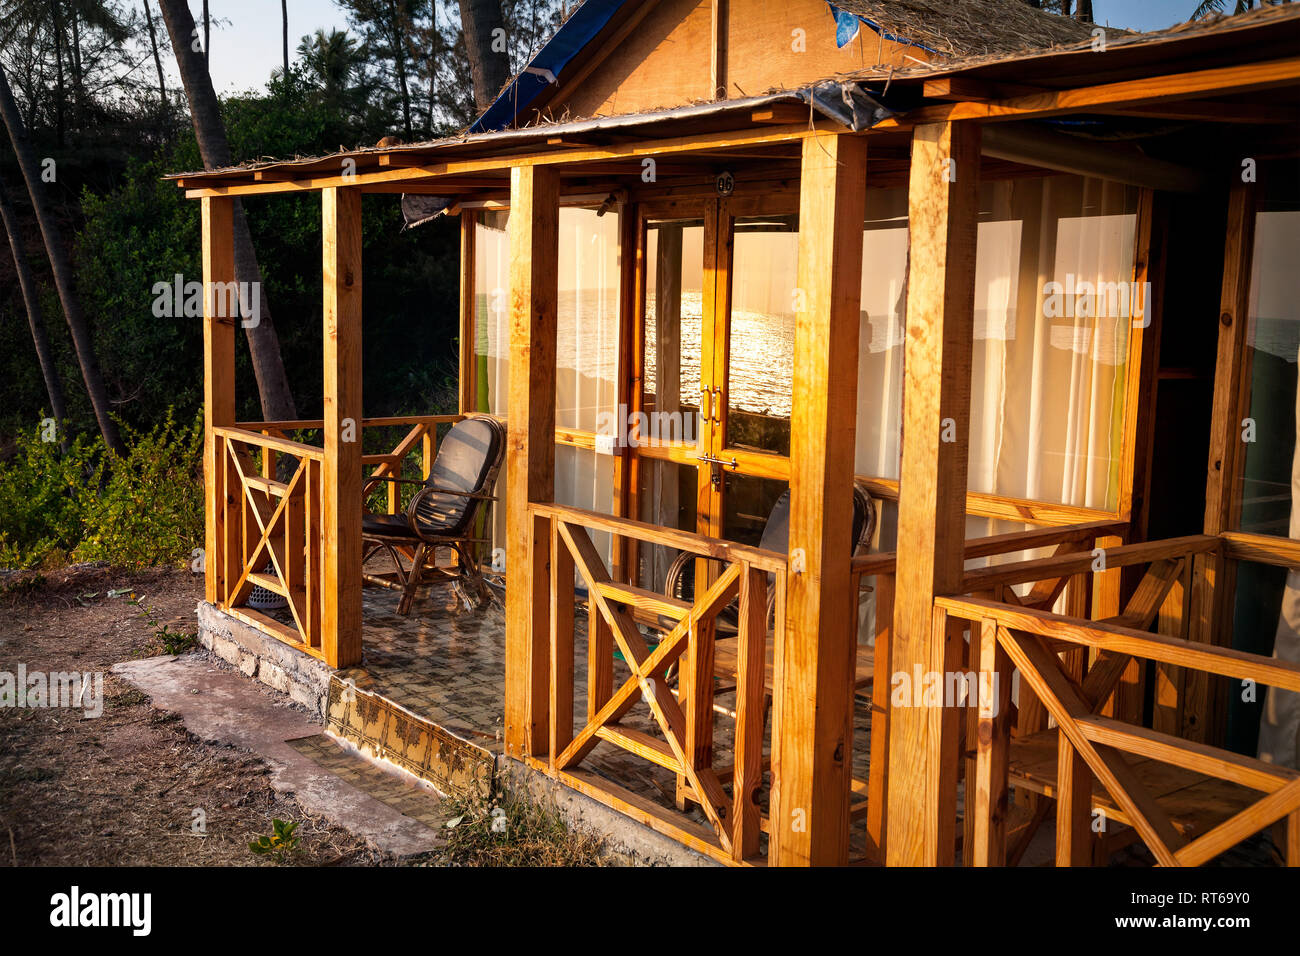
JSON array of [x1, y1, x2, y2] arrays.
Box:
[[1254, 210, 1300, 769], [555, 208, 621, 566], [472, 207, 621, 573], [854, 176, 1140, 634]]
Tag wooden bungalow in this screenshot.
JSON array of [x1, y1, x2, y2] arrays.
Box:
[[169, 0, 1300, 866]]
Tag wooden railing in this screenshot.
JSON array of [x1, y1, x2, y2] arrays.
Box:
[[852, 518, 1128, 862], [236, 415, 461, 516], [938, 534, 1300, 867], [208, 415, 461, 664], [528, 502, 786, 865], [211, 425, 326, 656]]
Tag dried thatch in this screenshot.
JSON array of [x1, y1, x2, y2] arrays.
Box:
[[834, 0, 1115, 58]]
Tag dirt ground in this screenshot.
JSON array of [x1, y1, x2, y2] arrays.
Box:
[[0, 564, 395, 867]]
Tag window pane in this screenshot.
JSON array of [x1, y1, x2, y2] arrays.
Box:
[[968, 176, 1140, 512], [644, 220, 705, 435], [856, 187, 909, 480], [473, 211, 510, 416], [557, 207, 621, 433], [1239, 207, 1300, 536], [727, 215, 797, 457]]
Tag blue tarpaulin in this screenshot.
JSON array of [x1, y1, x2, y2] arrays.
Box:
[[471, 0, 631, 132]]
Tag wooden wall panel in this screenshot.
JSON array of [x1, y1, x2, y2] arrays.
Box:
[[537, 0, 925, 122]]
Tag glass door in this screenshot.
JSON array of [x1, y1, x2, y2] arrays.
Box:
[[633, 192, 797, 587]]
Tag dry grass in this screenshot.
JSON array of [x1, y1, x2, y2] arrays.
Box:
[[434, 778, 616, 868]]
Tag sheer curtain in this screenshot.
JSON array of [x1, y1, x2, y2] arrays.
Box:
[[1251, 209, 1300, 768], [854, 175, 1141, 634], [472, 207, 621, 572], [555, 208, 621, 565], [474, 212, 510, 560], [969, 176, 1137, 514]]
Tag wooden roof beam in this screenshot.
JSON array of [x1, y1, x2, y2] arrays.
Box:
[[1090, 100, 1300, 124], [879, 54, 1300, 129], [922, 77, 1047, 102], [981, 123, 1210, 193], [180, 123, 831, 198]]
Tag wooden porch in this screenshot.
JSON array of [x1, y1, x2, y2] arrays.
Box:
[[177, 8, 1300, 867]]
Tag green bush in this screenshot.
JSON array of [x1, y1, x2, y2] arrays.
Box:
[[0, 410, 203, 570], [75, 411, 204, 569], [0, 424, 99, 568]]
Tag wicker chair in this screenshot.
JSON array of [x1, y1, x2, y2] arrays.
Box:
[[662, 484, 877, 629], [655, 486, 877, 686], [361, 415, 505, 614]]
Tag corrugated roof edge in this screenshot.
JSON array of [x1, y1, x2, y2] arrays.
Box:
[[167, 87, 888, 182]]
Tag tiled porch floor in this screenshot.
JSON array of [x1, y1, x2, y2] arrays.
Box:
[[335, 575, 877, 858]]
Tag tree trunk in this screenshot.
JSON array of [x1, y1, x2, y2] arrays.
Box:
[[143, 0, 167, 104], [389, 0, 413, 137], [0, 170, 68, 429], [158, 0, 298, 422], [0, 66, 122, 452], [281, 0, 290, 78], [458, 0, 511, 113], [51, 0, 67, 146], [1075, 0, 1094, 22], [203, 0, 210, 63], [70, 6, 85, 127]]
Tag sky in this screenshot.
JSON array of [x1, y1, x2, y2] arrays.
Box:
[[194, 0, 1216, 94]]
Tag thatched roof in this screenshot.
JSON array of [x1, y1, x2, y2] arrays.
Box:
[[834, 0, 1118, 58]]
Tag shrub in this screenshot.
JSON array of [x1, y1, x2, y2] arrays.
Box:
[[0, 410, 203, 570], [75, 411, 204, 569], [0, 424, 99, 568]]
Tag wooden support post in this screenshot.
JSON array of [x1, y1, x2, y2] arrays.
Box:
[[202, 197, 237, 607], [769, 131, 866, 867], [1289, 810, 1300, 867], [1187, 182, 1257, 745], [972, 618, 1011, 866], [549, 521, 575, 767], [886, 120, 980, 866], [504, 164, 560, 759], [1056, 735, 1094, 866], [732, 567, 767, 861], [865, 573, 894, 862], [458, 212, 476, 415], [321, 186, 364, 668]]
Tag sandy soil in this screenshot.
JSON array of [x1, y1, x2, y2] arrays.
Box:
[[0, 564, 392, 867]]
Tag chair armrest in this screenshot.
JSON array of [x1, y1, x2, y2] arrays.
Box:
[[366, 475, 429, 486], [412, 485, 496, 501]]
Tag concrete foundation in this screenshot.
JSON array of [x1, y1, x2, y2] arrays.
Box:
[[196, 601, 333, 719]]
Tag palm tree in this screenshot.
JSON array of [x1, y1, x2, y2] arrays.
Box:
[[1192, 0, 1263, 16], [298, 28, 361, 108], [281, 0, 290, 78], [0, 64, 123, 453], [157, 0, 298, 422], [0, 169, 68, 432]]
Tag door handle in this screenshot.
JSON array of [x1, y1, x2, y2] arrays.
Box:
[[698, 453, 739, 471], [711, 386, 723, 424], [699, 387, 712, 428]]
